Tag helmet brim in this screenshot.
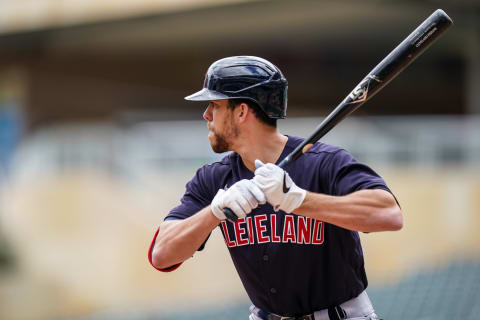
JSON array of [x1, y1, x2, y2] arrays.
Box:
[[184, 88, 229, 101]]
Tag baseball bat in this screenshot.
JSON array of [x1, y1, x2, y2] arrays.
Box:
[[224, 9, 453, 223]]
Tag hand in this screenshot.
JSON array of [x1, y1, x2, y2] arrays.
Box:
[[211, 179, 266, 220], [253, 160, 306, 213]]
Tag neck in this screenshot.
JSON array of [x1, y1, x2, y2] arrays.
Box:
[[232, 125, 288, 172]]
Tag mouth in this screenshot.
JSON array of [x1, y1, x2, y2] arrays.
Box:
[[206, 125, 214, 136]]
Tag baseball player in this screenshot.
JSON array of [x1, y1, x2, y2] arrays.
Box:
[[148, 56, 402, 320]]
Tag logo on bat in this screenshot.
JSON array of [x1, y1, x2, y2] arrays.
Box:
[[348, 75, 382, 104], [415, 26, 438, 48]]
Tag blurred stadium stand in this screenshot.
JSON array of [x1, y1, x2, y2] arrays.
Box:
[[369, 259, 480, 319], [61, 258, 480, 320], [9, 116, 480, 178]]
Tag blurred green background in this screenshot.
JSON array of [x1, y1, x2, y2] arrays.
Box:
[[0, 0, 479, 319]]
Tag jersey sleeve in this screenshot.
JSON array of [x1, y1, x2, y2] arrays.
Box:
[[148, 165, 219, 272], [166, 165, 217, 221], [324, 149, 392, 196], [166, 165, 218, 253]]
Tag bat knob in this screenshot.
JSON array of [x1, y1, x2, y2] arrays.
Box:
[[223, 208, 238, 223]]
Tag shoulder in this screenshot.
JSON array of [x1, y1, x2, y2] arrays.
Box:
[[286, 136, 360, 182], [200, 152, 236, 173], [306, 142, 360, 177], [193, 152, 236, 183], [308, 142, 346, 157], [183, 153, 235, 200], [286, 135, 349, 161]]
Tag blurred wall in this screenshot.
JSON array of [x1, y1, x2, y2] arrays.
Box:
[[0, 0, 476, 130]]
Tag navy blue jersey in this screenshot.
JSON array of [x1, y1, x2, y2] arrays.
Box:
[[164, 136, 392, 316]]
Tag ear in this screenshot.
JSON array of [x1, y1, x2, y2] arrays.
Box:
[[236, 103, 249, 123]]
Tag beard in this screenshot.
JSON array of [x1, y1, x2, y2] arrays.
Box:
[[210, 130, 230, 153], [208, 113, 239, 153]]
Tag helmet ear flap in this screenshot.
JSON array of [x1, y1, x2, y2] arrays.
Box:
[[185, 56, 288, 119]]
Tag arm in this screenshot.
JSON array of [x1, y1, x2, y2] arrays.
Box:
[[151, 206, 219, 270], [151, 179, 266, 270], [294, 189, 402, 233], [253, 160, 402, 233]]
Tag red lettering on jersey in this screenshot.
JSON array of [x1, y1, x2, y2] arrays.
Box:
[[255, 215, 270, 244], [282, 215, 296, 243], [221, 221, 236, 247], [234, 218, 249, 246], [246, 217, 254, 244], [312, 220, 324, 245], [270, 214, 281, 242], [297, 216, 312, 244]]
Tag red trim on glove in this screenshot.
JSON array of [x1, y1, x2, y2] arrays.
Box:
[[148, 227, 182, 272]]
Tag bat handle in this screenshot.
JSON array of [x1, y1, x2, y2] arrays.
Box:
[[222, 208, 238, 223], [222, 157, 293, 223]]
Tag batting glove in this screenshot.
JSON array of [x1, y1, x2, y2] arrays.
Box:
[[253, 160, 306, 213], [211, 179, 266, 221]]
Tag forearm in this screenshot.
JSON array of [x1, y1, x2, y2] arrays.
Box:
[[151, 206, 220, 269], [293, 189, 402, 233]]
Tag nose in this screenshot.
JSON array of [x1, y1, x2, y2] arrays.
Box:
[[203, 104, 212, 121]]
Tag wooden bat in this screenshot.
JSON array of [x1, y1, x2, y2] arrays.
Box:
[[224, 9, 453, 222]]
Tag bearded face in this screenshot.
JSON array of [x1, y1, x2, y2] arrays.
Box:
[[208, 108, 239, 153]]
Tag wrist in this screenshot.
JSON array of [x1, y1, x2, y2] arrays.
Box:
[[211, 189, 227, 220], [283, 184, 307, 213], [210, 206, 223, 221]]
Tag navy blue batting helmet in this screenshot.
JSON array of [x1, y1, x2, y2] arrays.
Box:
[[185, 56, 288, 119]]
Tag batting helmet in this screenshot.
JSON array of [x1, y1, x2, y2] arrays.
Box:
[[185, 56, 288, 119]]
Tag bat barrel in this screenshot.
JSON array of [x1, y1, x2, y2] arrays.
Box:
[[280, 9, 453, 169], [367, 9, 453, 100]]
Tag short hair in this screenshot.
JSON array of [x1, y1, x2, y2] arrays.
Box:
[[227, 99, 277, 128]]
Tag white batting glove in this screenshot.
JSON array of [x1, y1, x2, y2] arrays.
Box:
[[211, 179, 266, 220], [253, 160, 306, 213]]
